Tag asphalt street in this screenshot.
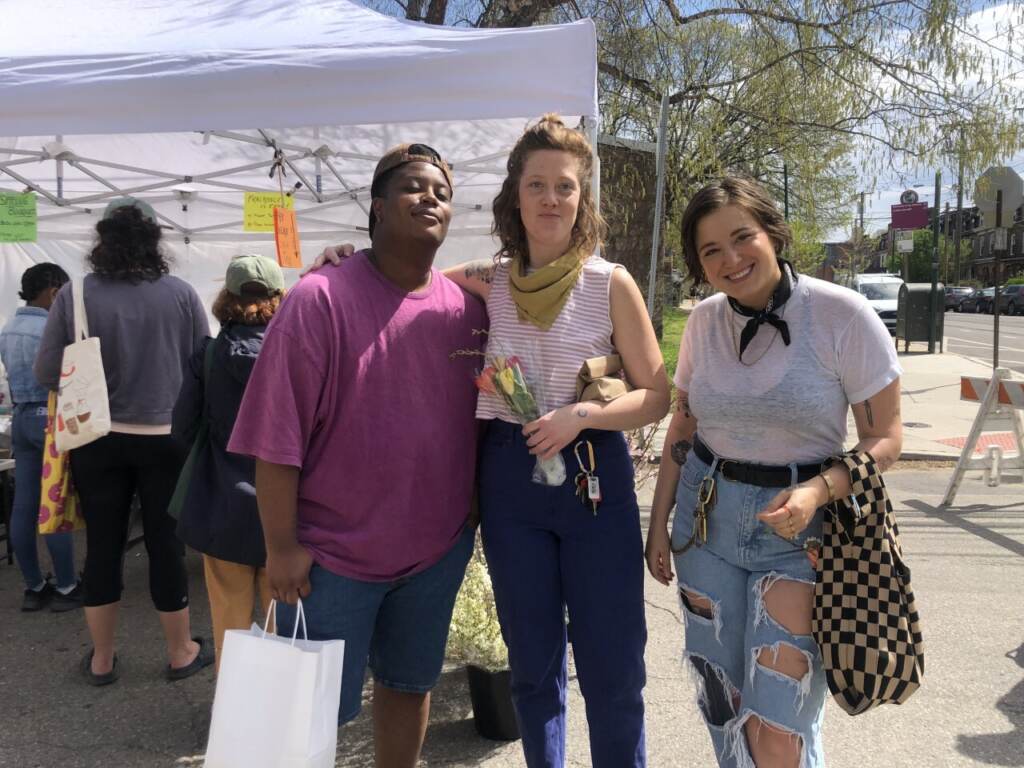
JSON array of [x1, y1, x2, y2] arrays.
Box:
[[943, 312, 1024, 374]]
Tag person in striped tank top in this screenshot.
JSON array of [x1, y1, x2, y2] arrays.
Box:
[[314, 116, 670, 767], [452, 115, 669, 767]]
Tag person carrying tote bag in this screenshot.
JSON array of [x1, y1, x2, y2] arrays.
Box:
[[34, 197, 212, 686], [646, 176, 905, 768], [0, 263, 80, 611]]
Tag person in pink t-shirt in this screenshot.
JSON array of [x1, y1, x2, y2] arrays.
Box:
[[228, 144, 485, 767]]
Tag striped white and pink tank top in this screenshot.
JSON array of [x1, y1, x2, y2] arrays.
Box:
[[476, 255, 620, 422]]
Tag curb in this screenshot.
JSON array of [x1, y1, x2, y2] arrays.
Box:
[[898, 451, 961, 462]]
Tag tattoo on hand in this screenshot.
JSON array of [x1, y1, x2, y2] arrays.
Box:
[[464, 261, 495, 284], [670, 439, 692, 466]]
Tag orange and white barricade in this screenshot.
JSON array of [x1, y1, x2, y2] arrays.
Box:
[[942, 368, 1024, 506]]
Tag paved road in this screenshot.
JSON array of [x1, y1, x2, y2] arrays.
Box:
[[943, 312, 1024, 373]]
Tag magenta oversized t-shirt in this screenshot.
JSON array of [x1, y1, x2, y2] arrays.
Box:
[[228, 251, 486, 581]]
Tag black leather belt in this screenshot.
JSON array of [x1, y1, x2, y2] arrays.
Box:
[[692, 436, 820, 488]]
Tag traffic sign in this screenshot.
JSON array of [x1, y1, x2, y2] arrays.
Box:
[[897, 230, 914, 252], [891, 202, 929, 229]]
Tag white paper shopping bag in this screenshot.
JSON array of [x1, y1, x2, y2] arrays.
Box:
[[54, 277, 110, 452], [204, 600, 345, 768]]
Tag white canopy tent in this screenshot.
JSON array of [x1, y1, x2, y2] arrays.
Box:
[[0, 0, 598, 324]]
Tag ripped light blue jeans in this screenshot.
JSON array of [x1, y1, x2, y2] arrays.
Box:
[[671, 449, 826, 768]]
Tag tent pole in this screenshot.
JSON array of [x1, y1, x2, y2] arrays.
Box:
[[646, 92, 670, 317], [584, 114, 599, 209], [314, 126, 323, 196], [56, 134, 64, 202]]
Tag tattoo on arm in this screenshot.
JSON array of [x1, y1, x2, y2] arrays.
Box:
[[575, 406, 588, 418], [670, 439, 692, 466], [863, 399, 874, 428], [678, 393, 691, 419], [464, 260, 495, 285]]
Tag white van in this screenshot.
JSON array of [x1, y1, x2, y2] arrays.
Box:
[[851, 273, 903, 334]]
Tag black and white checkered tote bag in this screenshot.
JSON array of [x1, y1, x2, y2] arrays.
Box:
[[813, 451, 924, 716]]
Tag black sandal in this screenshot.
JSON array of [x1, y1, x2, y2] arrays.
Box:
[[81, 650, 120, 686], [165, 636, 214, 681]]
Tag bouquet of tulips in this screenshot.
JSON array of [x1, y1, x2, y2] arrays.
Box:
[[475, 353, 567, 487]]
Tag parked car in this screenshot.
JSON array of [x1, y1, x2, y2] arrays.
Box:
[[994, 284, 1024, 315], [945, 286, 974, 311], [852, 273, 903, 334], [958, 287, 995, 314]]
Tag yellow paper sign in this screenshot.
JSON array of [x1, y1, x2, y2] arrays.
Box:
[[0, 192, 38, 242], [274, 207, 302, 268], [244, 192, 293, 232]]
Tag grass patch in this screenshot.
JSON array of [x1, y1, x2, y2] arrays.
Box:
[[660, 306, 687, 382]]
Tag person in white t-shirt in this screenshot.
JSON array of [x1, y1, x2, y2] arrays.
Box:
[[645, 176, 903, 768]]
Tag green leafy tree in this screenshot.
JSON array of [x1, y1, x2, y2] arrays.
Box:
[[364, 0, 1022, 272]]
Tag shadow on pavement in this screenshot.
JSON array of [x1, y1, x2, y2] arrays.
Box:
[[903, 499, 1024, 557], [956, 642, 1024, 767], [333, 668, 515, 766]]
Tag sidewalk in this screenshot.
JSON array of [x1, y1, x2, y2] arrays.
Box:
[[893, 347, 1021, 460]]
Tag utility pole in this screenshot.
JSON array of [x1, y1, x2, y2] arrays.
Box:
[[783, 163, 790, 221], [929, 172, 941, 353], [994, 190, 1003, 369], [943, 201, 951, 283], [954, 134, 964, 283], [853, 191, 864, 281]]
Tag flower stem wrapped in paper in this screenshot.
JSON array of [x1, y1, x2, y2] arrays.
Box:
[[475, 353, 567, 487]]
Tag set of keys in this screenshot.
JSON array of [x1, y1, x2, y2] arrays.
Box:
[[671, 474, 717, 554], [573, 439, 602, 515]]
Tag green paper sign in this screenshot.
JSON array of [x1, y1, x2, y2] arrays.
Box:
[[0, 193, 38, 243]]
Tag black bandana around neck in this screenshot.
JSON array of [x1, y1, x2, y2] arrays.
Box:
[[727, 259, 798, 360]]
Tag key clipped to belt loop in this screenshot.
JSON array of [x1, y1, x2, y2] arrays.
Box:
[[574, 439, 596, 476], [573, 439, 602, 515], [672, 455, 720, 555]]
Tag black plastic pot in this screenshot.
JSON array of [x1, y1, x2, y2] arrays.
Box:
[[466, 664, 521, 741]]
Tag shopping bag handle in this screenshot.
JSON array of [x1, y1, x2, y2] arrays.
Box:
[[262, 598, 309, 646]]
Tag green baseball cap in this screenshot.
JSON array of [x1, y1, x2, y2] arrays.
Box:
[[102, 196, 158, 223], [225, 255, 285, 296]]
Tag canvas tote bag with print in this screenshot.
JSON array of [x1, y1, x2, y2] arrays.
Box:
[[37, 391, 85, 534], [204, 599, 345, 768], [54, 278, 110, 453]]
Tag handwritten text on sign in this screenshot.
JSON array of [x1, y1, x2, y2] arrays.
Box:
[[0, 193, 38, 242], [274, 207, 303, 268], [244, 192, 293, 232]]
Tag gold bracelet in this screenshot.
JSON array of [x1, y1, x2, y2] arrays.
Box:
[[818, 471, 836, 504]]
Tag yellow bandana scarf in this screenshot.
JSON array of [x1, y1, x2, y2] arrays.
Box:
[[507, 250, 586, 330]]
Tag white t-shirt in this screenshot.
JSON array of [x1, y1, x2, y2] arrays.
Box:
[[674, 274, 901, 464]]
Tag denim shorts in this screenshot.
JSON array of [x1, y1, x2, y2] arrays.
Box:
[[671, 450, 827, 768], [276, 525, 474, 724]]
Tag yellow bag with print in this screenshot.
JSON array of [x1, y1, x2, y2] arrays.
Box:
[[38, 392, 84, 534]]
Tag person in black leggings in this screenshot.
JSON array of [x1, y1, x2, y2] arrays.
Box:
[[34, 197, 213, 685]]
